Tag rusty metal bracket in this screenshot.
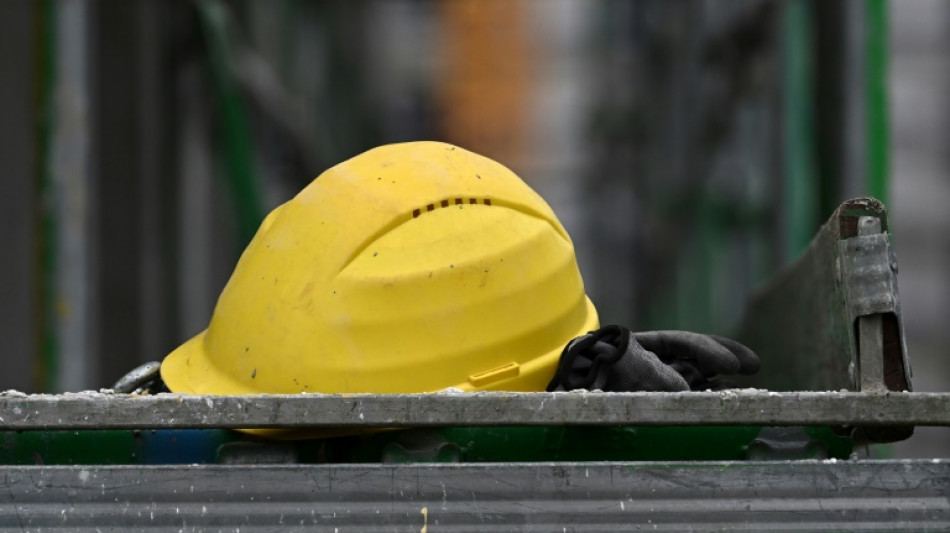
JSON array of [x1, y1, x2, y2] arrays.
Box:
[[736, 199, 915, 442], [838, 215, 912, 393]]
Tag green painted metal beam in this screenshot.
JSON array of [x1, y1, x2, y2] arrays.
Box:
[[782, 0, 819, 261], [865, 0, 889, 205], [197, 0, 266, 249], [35, 0, 57, 393]]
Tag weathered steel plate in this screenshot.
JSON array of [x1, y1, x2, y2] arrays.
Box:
[[0, 391, 948, 430]]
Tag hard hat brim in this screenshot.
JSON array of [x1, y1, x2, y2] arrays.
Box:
[[160, 297, 599, 439]]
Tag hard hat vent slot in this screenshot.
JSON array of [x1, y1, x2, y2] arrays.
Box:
[[412, 198, 493, 218]]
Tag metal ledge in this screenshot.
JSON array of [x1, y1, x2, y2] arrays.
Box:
[[1, 391, 949, 430], [0, 460, 947, 531]]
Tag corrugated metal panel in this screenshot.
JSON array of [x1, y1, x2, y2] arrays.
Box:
[[0, 461, 946, 531]]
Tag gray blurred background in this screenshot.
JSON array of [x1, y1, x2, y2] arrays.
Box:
[[0, 0, 946, 457]]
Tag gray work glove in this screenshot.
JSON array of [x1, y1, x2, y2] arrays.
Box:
[[546, 325, 760, 392]]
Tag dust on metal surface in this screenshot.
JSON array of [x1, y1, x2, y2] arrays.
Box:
[[0, 390, 949, 430], [0, 460, 946, 531]]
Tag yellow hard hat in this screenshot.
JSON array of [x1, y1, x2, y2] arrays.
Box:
[[161, 141, 598, 424]]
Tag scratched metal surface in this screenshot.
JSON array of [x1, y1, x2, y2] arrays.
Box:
[[0, 460, 947, 531], [0, 391, 948, 430]]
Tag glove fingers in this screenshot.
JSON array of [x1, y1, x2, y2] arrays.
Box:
[[548, 326, 758, 393], [668, 361, 708, 389], [634, 330, 740, 376], [548, 326, 690, 392], [606, 336, 689, 392], [708, 335, 760, 375]]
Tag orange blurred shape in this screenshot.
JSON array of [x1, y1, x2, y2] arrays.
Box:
[[436, 0, 530, 166]]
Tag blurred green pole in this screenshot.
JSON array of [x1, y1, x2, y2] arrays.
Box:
[[197, 0, 265, 249], [782, 0, 818, 261], [35, 0, 57, 392], [866, 0, 889, 205]]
